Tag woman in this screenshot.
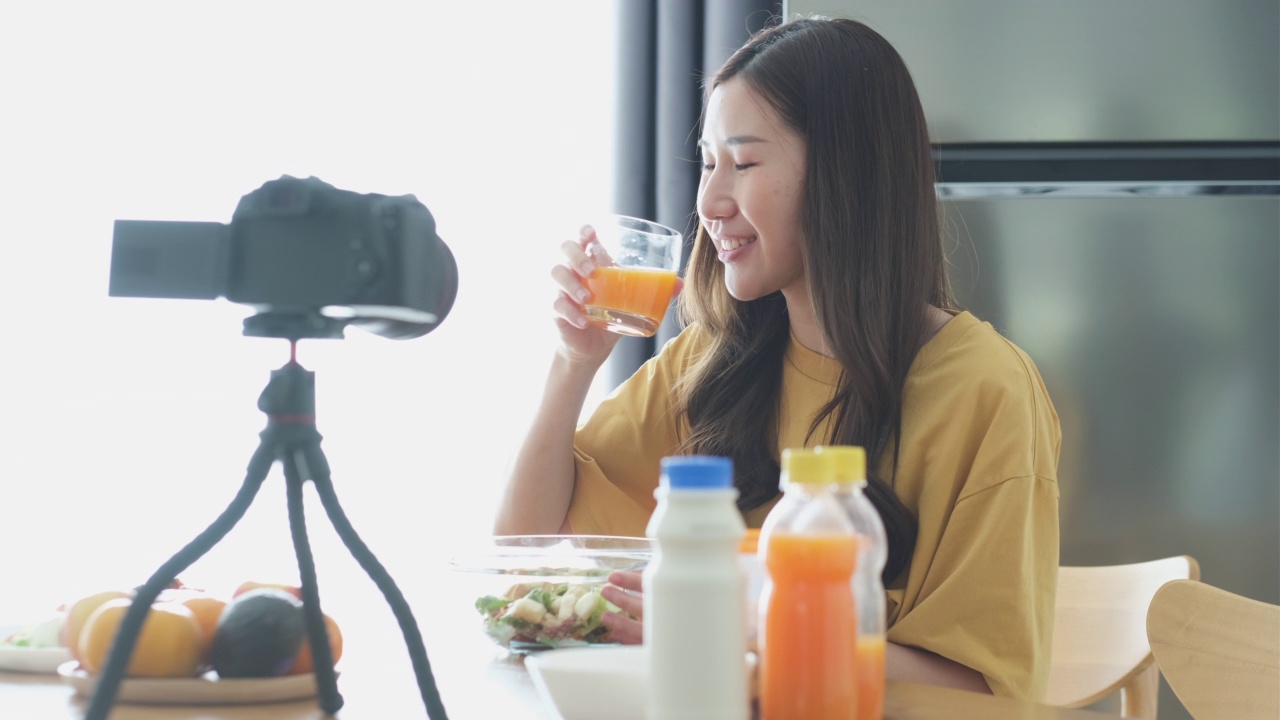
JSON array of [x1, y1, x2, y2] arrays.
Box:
[[494, 16, 1060, 701]]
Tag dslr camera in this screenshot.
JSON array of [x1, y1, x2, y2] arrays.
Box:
[[109, 176, 458, 340]]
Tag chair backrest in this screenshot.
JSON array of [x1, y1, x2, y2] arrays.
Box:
[[1147, 579, 1280, 720], [1044, 555, 1200, 718]]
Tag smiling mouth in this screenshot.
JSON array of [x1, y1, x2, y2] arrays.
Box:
[[719, 236, 757, 251]]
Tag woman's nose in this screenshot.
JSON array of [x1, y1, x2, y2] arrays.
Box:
[[697, 171, 736, 222]]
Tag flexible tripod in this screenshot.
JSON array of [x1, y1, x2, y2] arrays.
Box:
[[84, 339, 448, 719]]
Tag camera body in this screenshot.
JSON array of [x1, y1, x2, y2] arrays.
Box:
[[110, 176, 458, 339]]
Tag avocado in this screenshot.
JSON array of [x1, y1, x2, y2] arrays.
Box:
[[210, 587, 306, 678]]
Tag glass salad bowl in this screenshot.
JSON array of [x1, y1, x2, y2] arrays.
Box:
[[447, 535, 653, 652]]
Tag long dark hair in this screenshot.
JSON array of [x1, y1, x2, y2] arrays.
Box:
[[674, 17, 955, 583]]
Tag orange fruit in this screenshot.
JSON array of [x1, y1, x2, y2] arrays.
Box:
[[287, 614, 343, 675], [179, 596, 227, 656], [78, 599, 203, 678], [62, 590, 134, 663], [233, 581, 303, 601]]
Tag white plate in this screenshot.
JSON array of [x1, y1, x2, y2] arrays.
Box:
[[526, 646, 759, 720], [526, 646, 649, 720], [58, 662, 336, 705], [0, 645, 73, 674]]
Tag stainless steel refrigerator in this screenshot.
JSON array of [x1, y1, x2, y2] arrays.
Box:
[[787, 0, 1279, 717]]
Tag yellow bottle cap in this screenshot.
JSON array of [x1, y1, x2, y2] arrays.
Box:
[[815, 445, 866, 483], [780, 448, 834, 485]]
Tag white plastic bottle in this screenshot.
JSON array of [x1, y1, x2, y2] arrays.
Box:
[[817, 445, 888, 720], [643, 455, 748, 720]]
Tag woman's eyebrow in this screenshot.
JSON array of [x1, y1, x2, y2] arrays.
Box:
[[698, 135, 769, 149]]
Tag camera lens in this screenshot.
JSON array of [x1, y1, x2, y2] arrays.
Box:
[[353, 239, 458, 340]]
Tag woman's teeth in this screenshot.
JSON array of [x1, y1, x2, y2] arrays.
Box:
[[721, 236, 756, 251]]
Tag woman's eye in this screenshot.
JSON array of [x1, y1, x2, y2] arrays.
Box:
[[701, 161, 756, 172]]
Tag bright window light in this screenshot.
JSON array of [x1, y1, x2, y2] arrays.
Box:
[[0, 0, 617, 620]]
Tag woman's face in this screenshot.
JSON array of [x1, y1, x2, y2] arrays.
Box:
[[697, 77, 807, 303]]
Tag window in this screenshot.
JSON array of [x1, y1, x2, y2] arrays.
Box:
[[0, 0, 616, 620]]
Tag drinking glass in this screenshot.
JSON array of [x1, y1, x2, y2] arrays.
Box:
[[581, 215, 683, 338]]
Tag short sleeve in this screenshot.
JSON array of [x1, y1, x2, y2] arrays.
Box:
[[885, 476, 1059, 699], [565, 327, 704, 536], [884, 317, 1062, 700]]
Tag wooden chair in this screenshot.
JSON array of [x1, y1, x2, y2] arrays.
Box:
[[1044, 555, 1200, 719], [1146, 579, 1280, 720]]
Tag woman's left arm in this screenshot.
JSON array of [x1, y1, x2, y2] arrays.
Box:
[[886, 641, 991, 693], [603, 571, 992, 694]]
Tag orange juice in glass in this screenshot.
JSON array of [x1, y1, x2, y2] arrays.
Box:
[[582, 215, 682, 337]]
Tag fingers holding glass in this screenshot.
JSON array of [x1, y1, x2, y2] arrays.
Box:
[[551, 263, 591, 306], [561, 237, 598, 279], [552, 289, 590, 330]]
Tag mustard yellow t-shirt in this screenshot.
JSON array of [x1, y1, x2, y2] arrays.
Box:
[[566, 311, 1061, 700]]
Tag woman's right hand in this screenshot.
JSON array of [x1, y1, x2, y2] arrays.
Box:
[[550, 224, 622, 367]]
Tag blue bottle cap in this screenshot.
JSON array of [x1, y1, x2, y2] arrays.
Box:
[[660, 456, 733, 489]]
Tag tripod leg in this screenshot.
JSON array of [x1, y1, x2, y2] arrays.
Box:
[[84, 436, 279, 720], [301, 443, 449, 720], [282, 450, 343, 715]]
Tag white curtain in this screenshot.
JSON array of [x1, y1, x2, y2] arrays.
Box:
[[0, 0, 616, 621]]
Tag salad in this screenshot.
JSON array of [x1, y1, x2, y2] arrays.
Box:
[[1, 614, 65, 650], [475, 581, 628, 648]]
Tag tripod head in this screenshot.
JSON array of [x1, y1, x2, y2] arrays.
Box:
[[243, 310, 349, 341]]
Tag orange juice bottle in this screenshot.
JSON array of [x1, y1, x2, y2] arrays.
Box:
[[817, 446, 888, 720], [758, 449, 859, 720], [739, 529, 764, 653]]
